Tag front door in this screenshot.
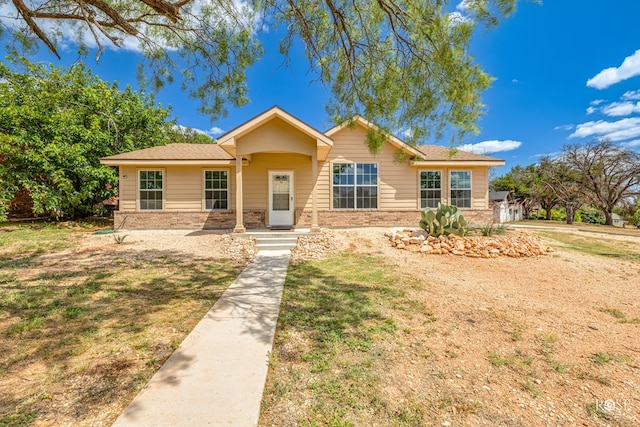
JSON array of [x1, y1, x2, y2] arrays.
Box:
[[268, 170, 294, 227]]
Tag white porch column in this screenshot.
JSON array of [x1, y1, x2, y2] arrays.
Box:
[[233, 155, 246, 233], [311, 151, 320, 232]]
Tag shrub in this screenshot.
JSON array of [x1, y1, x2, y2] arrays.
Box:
[[477, 220, 507, 237]]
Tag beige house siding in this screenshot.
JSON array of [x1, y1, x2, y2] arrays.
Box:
[[118, 165, 138, 211], [319, 125, 417, 210], [242, 152, 313, 211], [236, 117, 317, 156], [118, 165, 236, 212]]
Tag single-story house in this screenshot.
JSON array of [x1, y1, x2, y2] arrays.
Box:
[[100, 106, 505, 231]]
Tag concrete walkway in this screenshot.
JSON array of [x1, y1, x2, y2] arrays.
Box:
[[112, 250, 291, 427]]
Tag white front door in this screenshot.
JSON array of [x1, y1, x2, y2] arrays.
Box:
[[268, 170, 294, 227]]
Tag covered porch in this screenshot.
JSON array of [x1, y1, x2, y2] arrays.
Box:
[[217, 107, 332, 233]]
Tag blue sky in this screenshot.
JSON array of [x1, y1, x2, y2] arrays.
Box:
[[3, 1, 640, 176]]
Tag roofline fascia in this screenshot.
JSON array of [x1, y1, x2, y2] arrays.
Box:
[[100, 159, 242, 166]]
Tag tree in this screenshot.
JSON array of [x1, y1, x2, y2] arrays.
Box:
[[529, 162, 558, 221], [0, 56, 172, 221], [165, 126, 216, 144], [631, 198, 640, 228], [562, 139, 640, 226], [0, 0, 523, 147], [537, 156, 583, 225]]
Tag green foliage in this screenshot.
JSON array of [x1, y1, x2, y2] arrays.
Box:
[[477, 220, 507, 236], [631, 198, 640, 227], [419, 203, 468, 237], [165, 126, 216, 145], [577, 207, 605, 225], [0, 56, 173, 221], [2, 0, 521, 145]]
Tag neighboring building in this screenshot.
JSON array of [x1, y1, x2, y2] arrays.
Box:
[[611, 213, 627, 228], [490, 190, 524, 223], [100, 106, 505, 231]]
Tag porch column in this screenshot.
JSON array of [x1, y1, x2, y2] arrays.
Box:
[[233, 156, 246, 233], [311, 151, 320, 232]]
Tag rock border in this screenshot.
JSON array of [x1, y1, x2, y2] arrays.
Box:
[[386, 228, 552, 258]]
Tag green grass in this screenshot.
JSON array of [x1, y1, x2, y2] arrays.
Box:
[[534, 231, 640, 261], [597, 307, 640, 324], [261, 253, 432, 426], [522, 220, 640, 236], [591, 352, 631, 365], [488, 350, 533, 368], [598, 307, 627, 319]]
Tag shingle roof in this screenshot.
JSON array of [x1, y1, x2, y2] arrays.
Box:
[[415, 145, 502, 162], [101, 143, 233, 161]]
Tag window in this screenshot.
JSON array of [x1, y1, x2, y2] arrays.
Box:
[[204, 170, 228, 210], [332, 163, 378, 209], [139, 170, 163, 210], [420, 171, 441, 208], [450, 171, 471, 208]]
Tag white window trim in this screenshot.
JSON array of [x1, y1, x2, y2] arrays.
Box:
[[449, 170, 472, 209], [202, 168, 230, 211], [137, 168, 166, 211], [330, 161, 380, 210], [418, 169, 443, 210]]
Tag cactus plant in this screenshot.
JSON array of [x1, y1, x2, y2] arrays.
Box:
[[419, 203, 468, 237]]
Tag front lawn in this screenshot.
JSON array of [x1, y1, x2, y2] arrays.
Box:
[[260, 234, 640, 426], [0, 223, 242, 426]]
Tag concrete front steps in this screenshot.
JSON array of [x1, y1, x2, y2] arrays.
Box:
[[242, 228, 311, 252]]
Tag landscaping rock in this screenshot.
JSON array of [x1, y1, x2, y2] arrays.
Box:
[[386, 228, 552, 258]]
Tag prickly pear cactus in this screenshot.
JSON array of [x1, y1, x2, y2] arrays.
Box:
[[419, 203, 468, 237]]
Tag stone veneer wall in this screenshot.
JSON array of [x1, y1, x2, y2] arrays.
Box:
[[295, 209, 494, 227], [115, 208, 494, 229], [114, 210, 265, 229]]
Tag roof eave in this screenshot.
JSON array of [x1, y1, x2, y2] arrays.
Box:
[[410, 160, 506, 167]]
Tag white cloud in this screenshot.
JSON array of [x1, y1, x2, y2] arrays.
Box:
[[590, 99, 606, 106], [447, 11, 472, 25], [448, 1, 474, 25], [569, 117, 640, 142], [587, 49, 640, 89], [459, 140, 522, 154], [601, 101, 640, 117], [622, 90, 640, 100], [586, 106, 597, 115], [208, 126, 225, 136], [554, 124, 574, 131], [456, 0, 473, 12], [620, 139, 640, 148]]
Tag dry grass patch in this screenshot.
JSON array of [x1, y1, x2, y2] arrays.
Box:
[[0, 223, 243, 426]]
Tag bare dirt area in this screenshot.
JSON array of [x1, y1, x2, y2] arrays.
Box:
[[282, 228, 640, 426], [1, 227, 255, 427]]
